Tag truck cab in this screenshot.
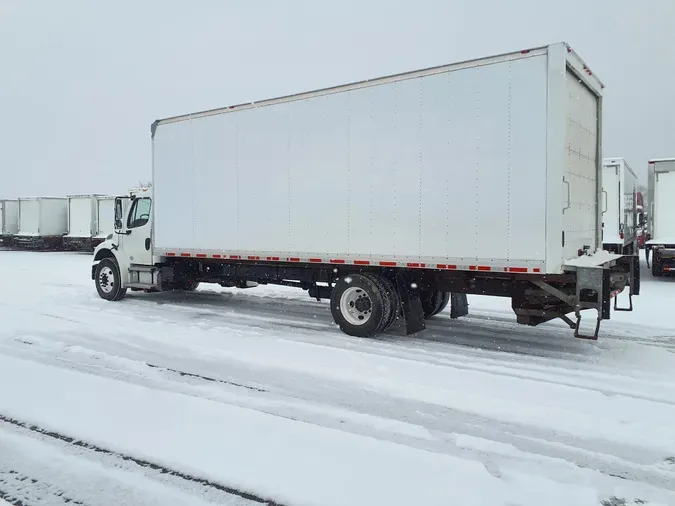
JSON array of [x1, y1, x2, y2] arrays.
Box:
[[92, 187, 158, 299]]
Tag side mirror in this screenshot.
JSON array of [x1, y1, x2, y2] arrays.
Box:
[[114, 198, 123, 231]]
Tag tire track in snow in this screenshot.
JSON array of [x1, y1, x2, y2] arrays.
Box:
[[0, 470, 86, 506], [0, 415, 285, 506], [2, 340, 675, 497]]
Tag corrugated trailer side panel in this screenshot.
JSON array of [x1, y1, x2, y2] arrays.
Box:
[[562, 66, 600, 260], [154, 50, 549, 272]]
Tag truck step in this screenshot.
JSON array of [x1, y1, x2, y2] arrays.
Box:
[[129, 264, 156, 273]]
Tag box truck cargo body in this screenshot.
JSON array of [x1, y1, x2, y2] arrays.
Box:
[[94, 196, 116, 245], [0, 199, 19, 246], [64, 195, 99, 251], [602, 158, 638, 254], [646, 158, 675, 276], [15, 197, 68, 249], [92, 42, 639, 340]]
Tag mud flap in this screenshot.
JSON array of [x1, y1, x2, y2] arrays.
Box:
[[450, 293, 469, 319], [395, 272, 426, 335]]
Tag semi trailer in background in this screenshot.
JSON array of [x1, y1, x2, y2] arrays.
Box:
[[646, 158, 675, 276], [602, 158, 638, 255], [92, 42, 639, 340], [0, 199, 19, 247], [15, 197, 68, 250], [64, 194, 101, 251], [93, 195, 116, 247]]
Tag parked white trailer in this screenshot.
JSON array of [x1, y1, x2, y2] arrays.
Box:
[[94, 195, 116, 246], [92, 42, 639, 340], [602, 158, 638, 254], [0, 199, 19, 246], [646, 158, 675, 276], [15, 197, 68, 250], [64, 194, 100, 251]]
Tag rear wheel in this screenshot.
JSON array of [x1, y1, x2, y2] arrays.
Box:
[[652, 255, 665, 277], [95, 258, 127, 301], [421, 290, 450, 318], [435, 292, 450, 315], [174, 280, 200, 291], [362, 273, 399, 331], [331, 274, 390, 337]]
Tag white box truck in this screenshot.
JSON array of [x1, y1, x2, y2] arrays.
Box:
[[94, 195, 116, 247], [64, 194, 100, 251], [646, 158, 675, 276], [15, 197, 68, 249], [601, 158, 639, 255], [92, 42, 639, 340], [0, 199, 19, 247]]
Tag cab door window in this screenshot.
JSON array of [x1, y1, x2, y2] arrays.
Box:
[[127, 198, 151, 229]]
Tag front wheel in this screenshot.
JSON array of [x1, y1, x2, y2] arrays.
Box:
[[95, 258, 127, 301]]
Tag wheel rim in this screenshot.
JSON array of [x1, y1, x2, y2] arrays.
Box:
[[339, 286, 373, 326], [99, 266, 115, 294]]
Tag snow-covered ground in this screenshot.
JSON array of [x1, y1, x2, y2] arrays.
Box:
[[1, 251, 674, 506]]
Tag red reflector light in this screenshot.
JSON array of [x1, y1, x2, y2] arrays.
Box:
[[508, 267, 528, 273]]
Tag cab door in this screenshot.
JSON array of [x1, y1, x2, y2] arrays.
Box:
[[118, 197, 153, 266]]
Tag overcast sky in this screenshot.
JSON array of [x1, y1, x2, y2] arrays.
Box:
[[1, 0, 673, 197]]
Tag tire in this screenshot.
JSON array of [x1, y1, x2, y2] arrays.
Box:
[[95, 258, 127, 301], [435, 292, 451, 316], [362, 273, 398, 332], [652, 258, 664, 277], [331, 273, 389, 337], [421, 290, 449, 318], [175, 280, 200, 291]]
